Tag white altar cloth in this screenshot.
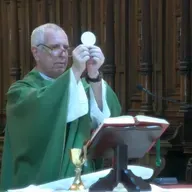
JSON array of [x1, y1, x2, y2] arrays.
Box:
[[39, 165, 153, 191], [8, 166, 192, 192]]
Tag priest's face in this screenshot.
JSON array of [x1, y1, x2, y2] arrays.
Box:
[[33, 28, 69, 78]]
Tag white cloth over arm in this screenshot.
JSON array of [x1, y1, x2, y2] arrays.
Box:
[[66, 69, 89, 122], [39, 69, 111, 126], [89, 79, 111, 128], [39, 70, 88, 122]]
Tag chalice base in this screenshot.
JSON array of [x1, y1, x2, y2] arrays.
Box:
[[69, 183, 85, 191], [69, 172, 85, 191]]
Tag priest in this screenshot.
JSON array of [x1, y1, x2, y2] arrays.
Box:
[[0, 23, 121, 190]]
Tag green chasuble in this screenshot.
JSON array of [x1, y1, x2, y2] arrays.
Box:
[[0, 68, 121, 190]]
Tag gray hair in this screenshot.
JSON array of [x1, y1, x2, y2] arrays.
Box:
[[31, 23, 64, 47]]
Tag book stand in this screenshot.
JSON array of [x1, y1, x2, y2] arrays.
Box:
[[86, 125, 162, 192]]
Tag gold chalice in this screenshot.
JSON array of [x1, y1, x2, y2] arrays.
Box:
[[69, 147, 87, 191]]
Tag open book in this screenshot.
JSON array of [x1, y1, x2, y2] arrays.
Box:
[[86, 115, 169, 148]]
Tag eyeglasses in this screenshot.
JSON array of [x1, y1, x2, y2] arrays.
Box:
[[37, 44, 73, 57]]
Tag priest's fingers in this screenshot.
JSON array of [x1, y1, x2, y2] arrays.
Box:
[[73, 45, 90, 59], [90, 54, 105, 67], [88, 45, 102, 55], [81, 55, 90, 64], [87, 45, 101, 50], [77, 50, 90, 64], [79, 50, 90, 58], [88, 46, 105, 65], [73, 44, 89, 56], [88, 46, 102, 53], [92, 57, 101, 66], [90, 52, 104, 59], [86, 58, 96, 65]]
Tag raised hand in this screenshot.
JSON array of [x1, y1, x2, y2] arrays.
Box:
[[72, 44, 90, 75], [86, 45, 105, 78]]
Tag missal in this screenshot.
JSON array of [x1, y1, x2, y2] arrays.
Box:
[[86, 115, 170, 147]]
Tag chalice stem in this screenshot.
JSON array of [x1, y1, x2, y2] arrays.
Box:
[[74, 167, 82, 184]]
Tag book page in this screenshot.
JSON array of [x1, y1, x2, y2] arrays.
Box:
[[103, 115, 135, 125], [135, 115, 169, 125]]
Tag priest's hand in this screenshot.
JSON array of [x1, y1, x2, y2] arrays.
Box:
[[86, 45, 105, 78], [86, 46, 105, 111], [72, 45, 90, 80]]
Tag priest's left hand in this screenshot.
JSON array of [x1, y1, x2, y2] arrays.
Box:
[[86, 45, 105, 78]]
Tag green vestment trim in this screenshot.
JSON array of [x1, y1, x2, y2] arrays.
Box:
[[156, 139, 161, 167]]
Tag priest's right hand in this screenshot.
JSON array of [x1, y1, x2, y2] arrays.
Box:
[[72, 45, 90, 80]]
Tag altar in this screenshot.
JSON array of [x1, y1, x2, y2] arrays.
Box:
[[39, 166, 153, 191], [39, 167, 192, 192], [8, 166, 192, 192]]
